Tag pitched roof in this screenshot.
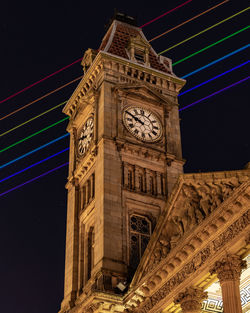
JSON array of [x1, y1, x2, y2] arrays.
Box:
[[98, 20, 172, 74]]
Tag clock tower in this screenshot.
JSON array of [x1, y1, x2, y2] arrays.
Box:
[[59, 13, 186, 313]]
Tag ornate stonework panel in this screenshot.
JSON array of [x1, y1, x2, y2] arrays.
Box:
[[202, 299, 223, 313], [133, 171, 250, 282], [131, 210, 250, 313]]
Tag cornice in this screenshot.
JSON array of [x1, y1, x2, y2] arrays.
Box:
[[63, 51, 186, 119]]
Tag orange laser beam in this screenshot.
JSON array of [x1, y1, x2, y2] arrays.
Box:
[[0, 76, 83, 121], [149, 0, 229, 42]]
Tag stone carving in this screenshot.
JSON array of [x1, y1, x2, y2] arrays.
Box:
[[143, 177, 247, 273], [136, 210, 250, 312], [174, 286, 207, 312], [81, 48, 98, 74], [210, 254, 247, 282], [212, 209, 250, 252], [245, 232, 250, 245], [84, 302, 103, 313]]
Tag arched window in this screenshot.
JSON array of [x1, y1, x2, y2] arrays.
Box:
[[129, 215, 151, 273]]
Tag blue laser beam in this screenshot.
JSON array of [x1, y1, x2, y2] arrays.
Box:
[[0, 148, 69, 183], [179, 61, 249, 96], [0, 133, 69, 170], [0, 163, 69, 197], [181, 45, 249, 79], [179, 76, 250, 111]]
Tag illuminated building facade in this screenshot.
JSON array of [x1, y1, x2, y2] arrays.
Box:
[[59, 14, 250, 313]]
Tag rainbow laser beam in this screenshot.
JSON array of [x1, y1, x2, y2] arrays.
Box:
[[0, 76, 248, 196], [179, 76, 250, 111], [1, 44, 248, 140], [1, 73, 248, 175], [180, 45, 249, 78], [1, 25, 247, 124], [0, 59, 82, 105], [0, 2, 192, 105], [159, 7, 249, 54], [0, 133, 69, 169], [0, 163, 69, 197], [149, 0, 229, 42], [0, 148, 69, 183], [171, 26, 249, 63], [179, 61, 249, 96], [0, 101, 68, 137], [140, 0, 193, 28], [0, 117, 69, 153]]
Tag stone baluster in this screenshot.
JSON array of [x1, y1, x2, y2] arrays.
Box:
[[174, 286, 207, 313], [210, 254, 247, 313]]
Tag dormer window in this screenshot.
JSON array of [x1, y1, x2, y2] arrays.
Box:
[[134, 50, 144, 63], [127, 35, 150, 66]]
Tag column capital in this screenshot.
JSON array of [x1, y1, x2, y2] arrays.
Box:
[[210, 254, 247, 283], [174, 286, 207, 313]]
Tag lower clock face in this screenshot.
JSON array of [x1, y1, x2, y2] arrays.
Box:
[[78, 117, 94, 156], [123, 107, 162, 142]]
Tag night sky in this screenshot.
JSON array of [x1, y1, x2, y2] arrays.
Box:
[[0, 1, 249, 312]]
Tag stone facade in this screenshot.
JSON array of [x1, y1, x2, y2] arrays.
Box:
[[59, 14, 250, 313]]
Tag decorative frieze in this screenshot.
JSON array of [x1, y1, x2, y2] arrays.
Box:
[[132, 210, 250, 313]]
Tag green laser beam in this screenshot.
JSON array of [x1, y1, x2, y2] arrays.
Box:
[[172, 26, 249, 66], [0, 101, 68, 137], [0, 117, 69, 153], [159, 7, 249, 54]]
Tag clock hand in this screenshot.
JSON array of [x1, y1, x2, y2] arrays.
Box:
[[125, 111, 144, 125]]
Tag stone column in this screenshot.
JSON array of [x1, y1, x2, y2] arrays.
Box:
[[174, 286, 207, 313], [210, 254, 247, 313]]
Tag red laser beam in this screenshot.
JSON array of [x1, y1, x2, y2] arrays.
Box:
[[139, 0, 193, 28], [0, 58, 82, 105], [149, 0, 229, 42]]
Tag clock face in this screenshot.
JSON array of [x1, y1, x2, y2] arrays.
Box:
[[78, 117, 94, 156], [123, 107, 162, 142]]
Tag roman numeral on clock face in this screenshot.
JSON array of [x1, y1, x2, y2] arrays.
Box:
[[123, 107, 162, 142]]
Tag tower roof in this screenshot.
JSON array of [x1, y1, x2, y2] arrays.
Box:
[[98, 19, 172, 74]]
